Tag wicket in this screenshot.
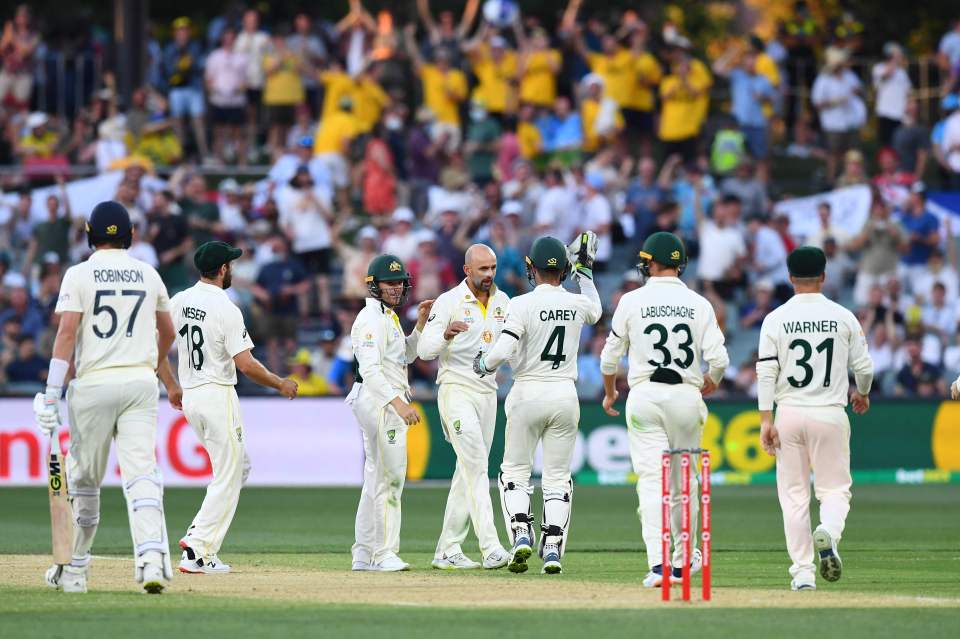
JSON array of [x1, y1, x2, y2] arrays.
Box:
[[660, 448, 711, 602]]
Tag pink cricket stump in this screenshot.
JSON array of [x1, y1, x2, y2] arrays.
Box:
[[661, 452, 671, 601], [680, 453, 691, 602], [701, 451, 712, 601]]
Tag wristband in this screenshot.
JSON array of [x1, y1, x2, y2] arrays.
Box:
[[46, 358, 69, 390]]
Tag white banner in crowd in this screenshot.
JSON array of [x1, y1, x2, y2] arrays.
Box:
[[0, 398, 364, 486], [774, 184, 872, 242]]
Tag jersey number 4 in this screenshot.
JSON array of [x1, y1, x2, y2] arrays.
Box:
[[178, 324, 205, 371], [786, 337, 834, 388], [92, 289, 146, 339], [540, 326, 566, 370]]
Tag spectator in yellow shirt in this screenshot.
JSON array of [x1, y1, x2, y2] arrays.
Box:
[[318, 62, 354, 121], [622, 25, 662, 156], [580, 74, 624, 154], [517, 28, 561, 108], [658, 57, 710, 162], [465, 32, 518, 120], [751, 35, 782, 119], [313, 97, 359, 193], [516, 103, 542, 162], [404, 23, 468, 153], [287, 349, 331, 396], [351, 67, 390, 134], [263, 34, 305, 159], [17, 112, 61, 159], [575, 30, 636, 109]]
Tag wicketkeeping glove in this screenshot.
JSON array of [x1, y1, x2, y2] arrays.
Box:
[[567, 231, 599, 279], [33, 388, 62, 437], [473, 350, 493, 378]]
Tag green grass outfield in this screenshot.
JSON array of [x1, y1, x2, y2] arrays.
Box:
[[1, 484, 958, 638]]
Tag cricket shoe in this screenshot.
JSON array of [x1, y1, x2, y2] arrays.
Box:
[[508, 536, 533, 574], [791, 577, 816, 591], [373, 554, 410, 572], [670, 548, 704, 582], [483, 547, 510, 569], [432, 552, 481, 570], [541, 543, 562, 575], [141, 563, 165, 594], [351, 560, 375, 571], [642, 565, 664, 588], [179, 545, 231, 575], [813, 526, 842, 582]]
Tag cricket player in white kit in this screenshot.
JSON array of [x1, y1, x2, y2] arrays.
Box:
[[35, 201, 182, 594], [599, 232, 729, 588], [349, 254, 433, 572], [172, 241, 299, 574], [475, 234, 602, 575], [757, 246, 874, 591], [418, 244, 511, 570]]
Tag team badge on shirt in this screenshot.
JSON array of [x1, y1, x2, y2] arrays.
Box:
[[386, 429, 397, 444], [463, 308, 475, 325], [482, 330, 493, 343]]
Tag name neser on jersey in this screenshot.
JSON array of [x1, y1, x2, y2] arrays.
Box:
[[92, 268, 145, 284], [181, 306, 207, 321], [783, 320, 838, 334], [640, 305, 696, 319]]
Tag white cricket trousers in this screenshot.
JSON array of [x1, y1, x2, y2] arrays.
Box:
[[501, 380, 580, 499], [625, 382, 707, 569], [435, 383, 501, 560], [65, 369, 165, 571], [350, 383, 408, 564], [774, 405, 852, 582], [181, 383, 250, 559]]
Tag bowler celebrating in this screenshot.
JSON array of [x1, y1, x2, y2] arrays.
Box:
[[172, 241, 299, 574], [599, 232, 729, 588], [757, 246, 874, 591], [418, 244, 511, 570], [475, 234, 602, 575], [35, 201, 181, 594]]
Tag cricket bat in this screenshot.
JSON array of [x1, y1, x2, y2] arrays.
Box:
[[48, 435, 73, 565]]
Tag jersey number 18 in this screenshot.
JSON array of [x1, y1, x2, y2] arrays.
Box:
[[178, 324, 205, 371]]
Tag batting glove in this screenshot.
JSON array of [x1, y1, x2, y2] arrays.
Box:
[[33, 388, 62, 437], [473, 351, 493, 378]]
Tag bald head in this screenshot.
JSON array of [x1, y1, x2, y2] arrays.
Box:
[[464, 244, 497, 294]]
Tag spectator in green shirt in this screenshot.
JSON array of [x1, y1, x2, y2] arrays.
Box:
[[464, 101, 501, 186], [179, 174, 223, 247], [24, 178, 74, 268]]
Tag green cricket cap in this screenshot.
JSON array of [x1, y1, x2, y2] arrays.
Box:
[[194, 241, 243, 273], [787, 246, 826, 278]]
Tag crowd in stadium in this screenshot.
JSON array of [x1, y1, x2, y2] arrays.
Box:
[[0, 0, 959, 399]]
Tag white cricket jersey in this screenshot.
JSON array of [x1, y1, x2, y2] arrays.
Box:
[[600, 277, 729, 388], [417, 279, 511, 391], [756, 293, 874, 410], [54, 248, 170, 380], [484, 276, 602, 383], [350, 297, 421, 409], [171, 281, 254, 389]]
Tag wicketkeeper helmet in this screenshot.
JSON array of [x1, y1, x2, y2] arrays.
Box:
[[365, 254, 412, 306], [525, 236, 570, 285]]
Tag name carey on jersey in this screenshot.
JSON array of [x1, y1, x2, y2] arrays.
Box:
[[181, 306, 207, 321], [540, 308, 577, 321], [92, 268, 145, 284]]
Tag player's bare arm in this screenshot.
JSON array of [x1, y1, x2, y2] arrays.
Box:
[[155, 310, 182, 409], [233, 349, 298, 399], [759, 410, 780, 456], [601, 374, 619, 417]]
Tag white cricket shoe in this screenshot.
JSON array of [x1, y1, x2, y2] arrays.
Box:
[[642, 565, 665, 588], [373, 554, 410, 572], [352, 560, 375, 571], [482, 547, 510, 569], [179, 546, 231, 574], [431, 552, 481, 570], [60, 566, 88, 593], [508, 536, 533, 574], [791, 577, 817, 591], [670, 548, 703, 582], [141, 563, 165, 594], [813, 526, 842, 582], [541, 543, 562, 575]]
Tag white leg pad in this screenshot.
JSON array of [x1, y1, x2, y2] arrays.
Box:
[[498, 472, 535, 546], [540, 480, 573, 557], [122, 470, 173, 581]]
